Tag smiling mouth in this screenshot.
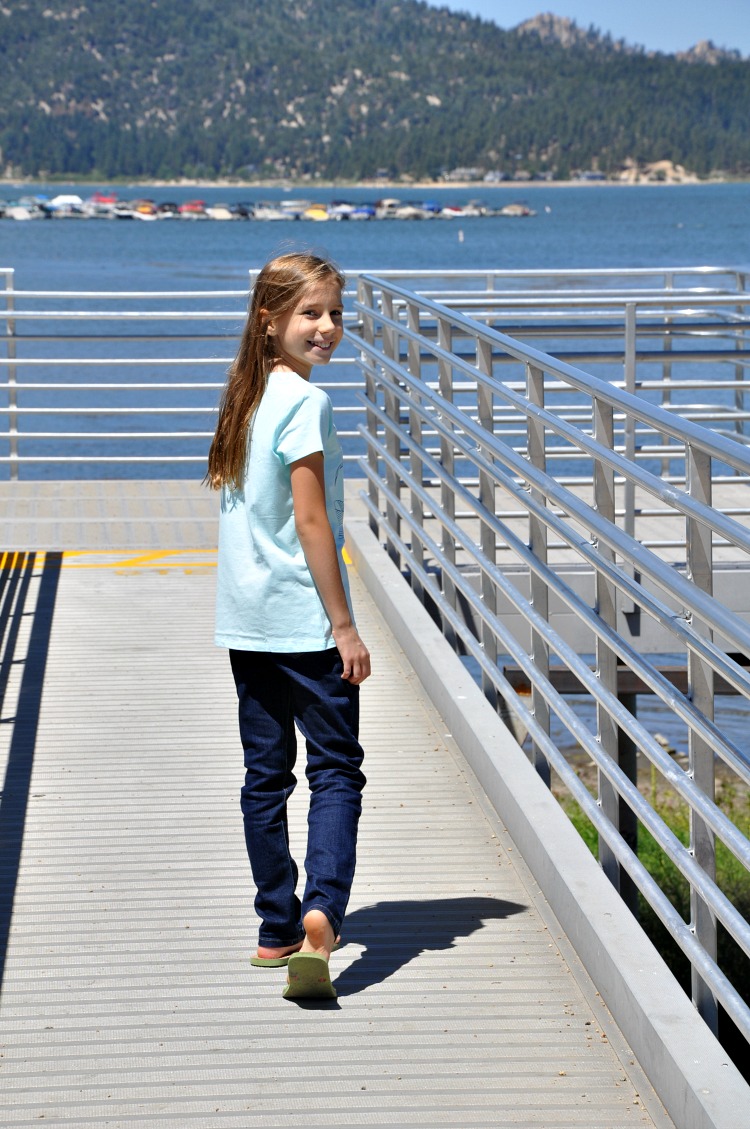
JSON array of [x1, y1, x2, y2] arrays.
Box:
[[309, 340, 332, 350]]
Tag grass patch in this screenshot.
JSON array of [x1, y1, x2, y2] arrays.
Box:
[[557, 771, 750, 1077]]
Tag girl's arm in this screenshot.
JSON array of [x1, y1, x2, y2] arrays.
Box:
[[290, 452, 371, 684]]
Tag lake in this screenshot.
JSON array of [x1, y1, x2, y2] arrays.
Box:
[[2, 181, 749, 290], [2, 180, 748, 753]]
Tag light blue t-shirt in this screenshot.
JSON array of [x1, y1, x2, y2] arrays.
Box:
[[215, 370, 351, 652]]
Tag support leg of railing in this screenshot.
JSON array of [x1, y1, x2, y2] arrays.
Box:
[[621, 302, 638, 614], [593, 391, 634, 897], [526, 362, 550, 784], [406, 300, 425, 600], [358, 278, 381, 538], [686, 443, 718, 1033], [381, 291, 402, 568], [616, 692, 639, 916], [437, 315, 458, 645], [476, 338, 499, 709]]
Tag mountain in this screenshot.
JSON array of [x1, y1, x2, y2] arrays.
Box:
[[514, 14, 637, 53], [1, 0, 748, 181], [676, 40, 745, 65], [515, 14, 745, 62]]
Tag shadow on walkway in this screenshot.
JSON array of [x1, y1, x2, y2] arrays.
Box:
[[0, 551, 62, 994], [333, 895, 527, 996]]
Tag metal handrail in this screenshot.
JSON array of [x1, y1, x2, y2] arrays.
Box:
[[0, 270, 367, 477], [1, 267, 749, 493], [355, 272, 750, 1049]]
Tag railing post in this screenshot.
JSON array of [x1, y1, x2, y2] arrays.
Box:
[[623, 301, 637, 524], [660, 280, 673, 477], [476, 335, 498, 709], [358, 278, 381, 538], [737, 270, 749, 453], [621, 302, 638, 613], [437, 315, 458, 642], [406, 299, 425, 596], [5, 270, 18, 480], [526, 363, 550, 784], [381, 289, 402, 568], [735, 299, 747, 454], [686, 442, 718, 1033], [593, 392, 638, 910]]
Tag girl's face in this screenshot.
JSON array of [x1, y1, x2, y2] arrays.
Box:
[[266, 279, 344, 379]]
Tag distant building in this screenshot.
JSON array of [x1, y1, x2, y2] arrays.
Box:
[[442, 166, 485, 182]]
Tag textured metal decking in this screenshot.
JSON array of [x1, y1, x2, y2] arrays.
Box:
[[0, 504, 670, 1126]]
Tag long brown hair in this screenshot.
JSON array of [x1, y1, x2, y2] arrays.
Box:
[[205, 252, 345, 491]]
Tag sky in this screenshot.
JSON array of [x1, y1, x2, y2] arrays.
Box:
[[425, 1, 750, 57]]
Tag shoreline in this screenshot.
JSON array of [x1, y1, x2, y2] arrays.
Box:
[[0, 176, 740, 192]]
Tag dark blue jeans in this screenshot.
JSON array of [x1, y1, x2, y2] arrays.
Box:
[[229, 647, 366, 947]]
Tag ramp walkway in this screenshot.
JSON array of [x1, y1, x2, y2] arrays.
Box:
[[0, 483, 675, 1128]]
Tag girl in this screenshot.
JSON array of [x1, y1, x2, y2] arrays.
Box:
[[207, 252, 369, 1000]]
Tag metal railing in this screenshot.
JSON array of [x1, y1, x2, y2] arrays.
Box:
[[3, 261, 750, 1050], [0, 268, 366, 479], [2, 266, 749, 485], [354, 272, 750, 1051]]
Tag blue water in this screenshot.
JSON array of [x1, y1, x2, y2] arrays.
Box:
[[2, 181, 748, 477], [2, 181, 748, 754], [2, 181, 750, 289]]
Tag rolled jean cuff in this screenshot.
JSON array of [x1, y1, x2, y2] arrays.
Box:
[[257, 929, 306, 948]]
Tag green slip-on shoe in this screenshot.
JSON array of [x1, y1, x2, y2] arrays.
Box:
[[250, 953, 297, 967], [251, 940, 340, 968], [282, 952, 337, 999]]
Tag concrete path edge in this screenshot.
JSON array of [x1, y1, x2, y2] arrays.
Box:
[[345, 514, 750, 1129]]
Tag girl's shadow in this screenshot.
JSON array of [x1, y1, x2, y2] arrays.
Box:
[[332, 895, 526, 996]]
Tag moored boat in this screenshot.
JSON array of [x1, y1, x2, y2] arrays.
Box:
[[178, 199, 208, 219], [252, 202, 293, 220], [133, 199, 158, 220], [205, 204, 236, 220], [499, 201, 536, 217], [0, 191, 506, 223], [6, 203, 46, 220]]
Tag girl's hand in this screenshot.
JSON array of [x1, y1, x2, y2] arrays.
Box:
[[332, 625, 371, 684], [290, 453, 371, 684]]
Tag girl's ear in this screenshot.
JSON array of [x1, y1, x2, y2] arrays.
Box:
[[260, 308, 276, 337]]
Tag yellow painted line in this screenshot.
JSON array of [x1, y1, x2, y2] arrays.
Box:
[[59, 550, 216, 559], [63, 560, 217, 571], [98, 550, 192, 568], [1, 550, 48, 570], [342, 547, 353, 565], [0, 550, 216, 571], [60, 553, 217, 570], [0, 550, 23, 570]]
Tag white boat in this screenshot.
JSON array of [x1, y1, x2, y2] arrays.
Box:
[[252, 203, 293, 220], [499, 202, 536, 217], [328, 202, 357, 220], [205, 204, 235, 221], [7, 204, 45, 220]]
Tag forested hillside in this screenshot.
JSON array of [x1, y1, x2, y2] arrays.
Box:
[[1, 0, 749, 180]]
